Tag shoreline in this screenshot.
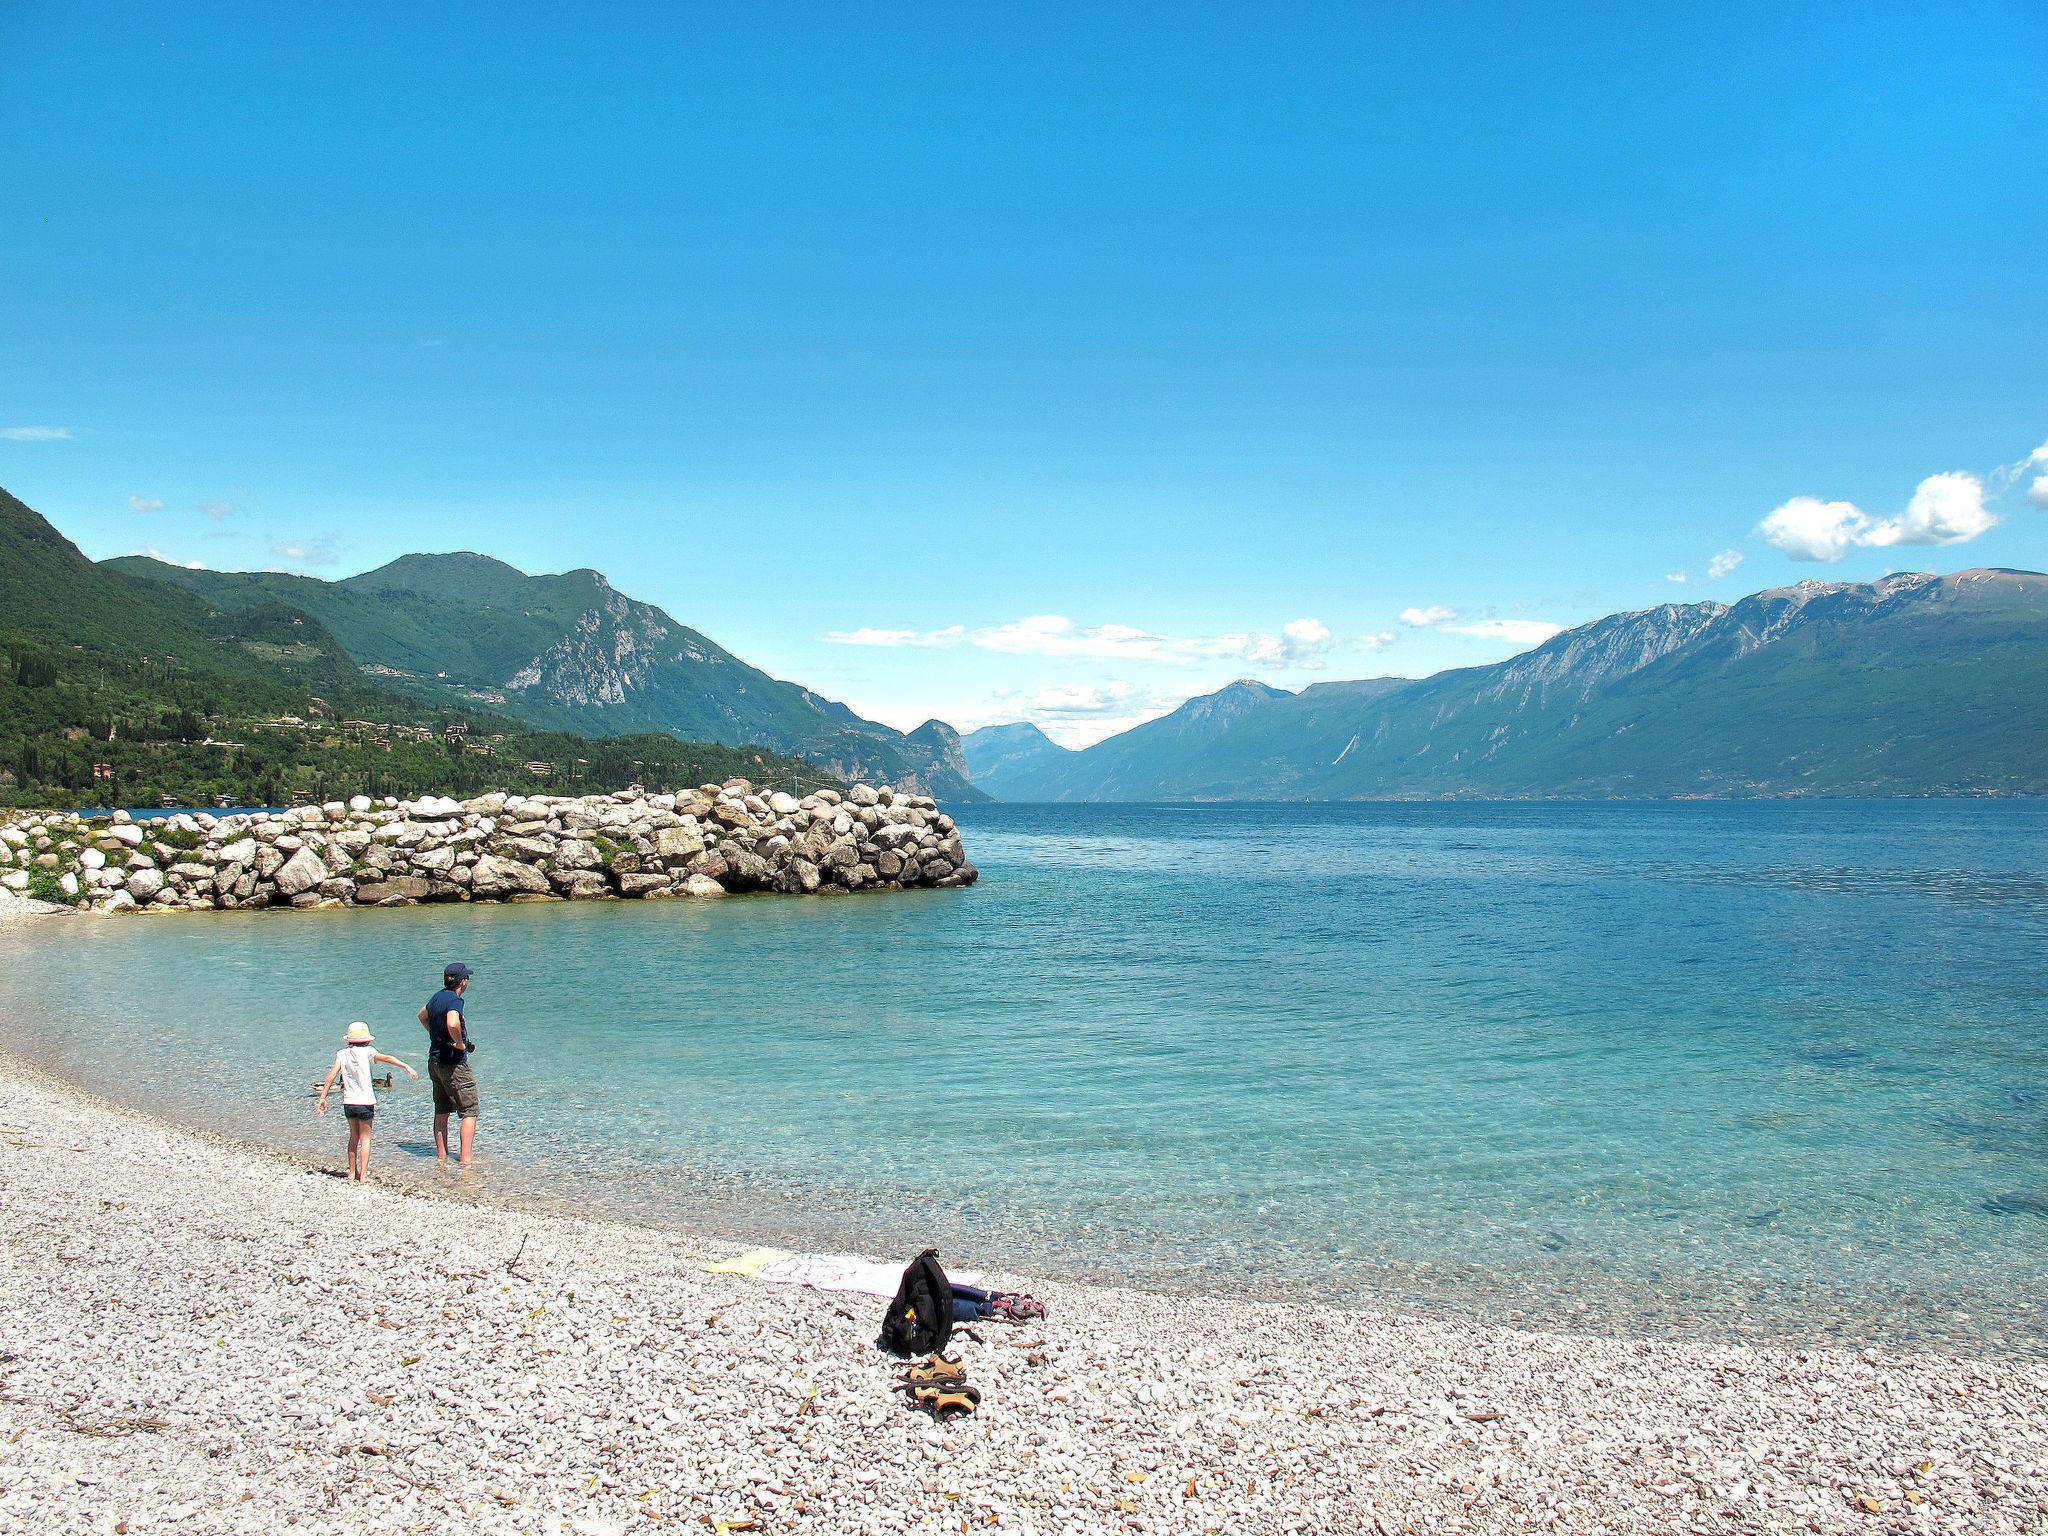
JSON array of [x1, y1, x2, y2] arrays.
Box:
[[3, 1053, 2045, 1533]]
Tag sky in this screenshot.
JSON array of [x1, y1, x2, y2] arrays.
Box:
[[3, 4, 2045, 745]]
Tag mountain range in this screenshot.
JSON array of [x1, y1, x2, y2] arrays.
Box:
[[962, 569, 2048, 800], [103, 549, 978, 799]]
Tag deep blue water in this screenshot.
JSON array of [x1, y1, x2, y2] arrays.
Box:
[[3, 801, 2044, 1355]]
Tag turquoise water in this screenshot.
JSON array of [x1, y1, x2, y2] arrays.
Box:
[[3, 801, 2045, 1356]]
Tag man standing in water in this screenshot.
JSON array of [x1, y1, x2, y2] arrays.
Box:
[[420, 962, 480, 1165]]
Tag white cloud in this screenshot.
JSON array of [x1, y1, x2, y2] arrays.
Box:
[[1862, 471, 1995, 548], [2030, 476, 2048, 510], [1443, 618, 1565, 646], [1399, 605, 1457, 628], [1354, 630, 1398, 652], [952, 614, 1334, 670], [1240, 617, 1333, 668], [128, 547, 203, 570], [1026, 681, 1136, 717], [128, 495, 165, 514], [270, 539, 337, 566], [1665, 570, 1689, 584], [203, 500, 237, 521], [0, 425, 72, 441], [1757, 496, 1871, 562], [1760, 470, 2000, 562], [938, 679, 1199, 747], [1706, 548, 1744, 581], [821, 625, 965, 648]]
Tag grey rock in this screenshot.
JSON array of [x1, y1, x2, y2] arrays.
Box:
[[654, 825, 704, 865], [470, 855, 551, 898], [273, 847, 329, 898], [355, 876, 432, 906]]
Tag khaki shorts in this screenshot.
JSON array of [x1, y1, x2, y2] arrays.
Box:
[[430, 1057, 480, 1118]]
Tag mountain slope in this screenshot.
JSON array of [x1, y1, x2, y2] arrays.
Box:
[[108, 552, 984, 799], [1, 486, 442, 719], [970, 570, 2048, 800], [961, 722, 1070, 797]]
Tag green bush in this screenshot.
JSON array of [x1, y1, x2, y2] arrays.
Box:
[[154, 825, 201, 851], [26, 868, 72, 905]]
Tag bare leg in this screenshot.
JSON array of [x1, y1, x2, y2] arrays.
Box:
[[357, 1120, 374, 1181], [458, 1113, 477, 1166], [347, 1119, 367, 1181], [434, 1111, 450, 1162]]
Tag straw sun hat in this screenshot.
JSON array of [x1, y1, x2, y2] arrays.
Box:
[[344, 1022, 375, 1045]]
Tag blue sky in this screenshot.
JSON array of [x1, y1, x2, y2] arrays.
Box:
[[3, 4, 2044, 743]]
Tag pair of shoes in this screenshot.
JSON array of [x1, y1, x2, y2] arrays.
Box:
[[991, 1292, 1046, 1323], [896, 1355, 980, 1418], [902, 1354, 969, 1387]]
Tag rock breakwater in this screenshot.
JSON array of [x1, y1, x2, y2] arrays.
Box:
[[0, 780, 977, 914]]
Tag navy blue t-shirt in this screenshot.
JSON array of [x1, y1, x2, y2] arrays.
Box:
[[425, 987, 473, 1065]]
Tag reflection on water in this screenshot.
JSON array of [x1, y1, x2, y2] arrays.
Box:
[[1, 798, 2044, 1357]]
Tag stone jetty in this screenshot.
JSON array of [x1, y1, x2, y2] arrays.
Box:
[[0, 780, 976, 914]]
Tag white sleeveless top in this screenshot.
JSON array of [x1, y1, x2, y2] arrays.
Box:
[[335, 1044, 379, 1107]]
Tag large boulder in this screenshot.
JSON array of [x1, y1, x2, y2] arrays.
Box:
[[550, 869, 611, 900], [553, 838, 603, 871], [653, 824, 704, 865], [470, 855, 550, 898], [355, 876, 433, 906], [679, 874, 727, 897], [273, 847, 329, 898]]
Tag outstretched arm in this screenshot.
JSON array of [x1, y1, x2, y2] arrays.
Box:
[[374, 1052, 421, 1080], [315, 1061, 340, 1115]]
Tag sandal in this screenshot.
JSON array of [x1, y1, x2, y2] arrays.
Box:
[[898, 1381, 981, 1419], [992, 1292, 1046, 1323], [902, 1355, 969, 1387]]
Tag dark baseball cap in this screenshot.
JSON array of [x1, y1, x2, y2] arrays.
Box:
[[444, 962, 473, 982]]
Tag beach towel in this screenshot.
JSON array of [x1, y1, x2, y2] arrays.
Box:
[[703, 1247, 987, 1298], [701, 1246, 794, 1278]]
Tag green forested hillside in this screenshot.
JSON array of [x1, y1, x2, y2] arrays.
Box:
[[0, 488, 837, 807], [106, 549, 983, 798]]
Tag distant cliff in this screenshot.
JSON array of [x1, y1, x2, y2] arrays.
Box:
[[961, 570, 2048, 801]]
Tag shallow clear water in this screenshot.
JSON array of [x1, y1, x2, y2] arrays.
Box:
[[3, 801, 2045, 1356]]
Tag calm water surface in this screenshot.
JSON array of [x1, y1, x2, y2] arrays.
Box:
[[3, 801, 2044, 1355]]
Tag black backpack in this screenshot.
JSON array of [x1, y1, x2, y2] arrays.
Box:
[[877, 1248, 953, 1357]]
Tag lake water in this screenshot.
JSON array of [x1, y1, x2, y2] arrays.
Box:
[[3, 801, 2044, 1357]]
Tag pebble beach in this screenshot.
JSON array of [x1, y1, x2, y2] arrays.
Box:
[[2, 1050, 2044, 1536]]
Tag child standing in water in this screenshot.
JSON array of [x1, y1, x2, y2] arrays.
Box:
[[316, 1022, 419, 1182]]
